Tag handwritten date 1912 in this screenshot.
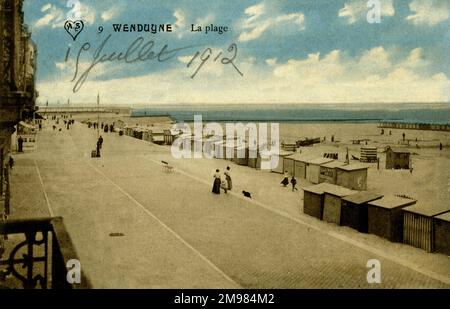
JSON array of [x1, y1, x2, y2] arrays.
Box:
[[186, 44, 243, 79]]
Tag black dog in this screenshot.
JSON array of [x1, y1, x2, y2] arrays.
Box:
[[242, 191, 252, 199]]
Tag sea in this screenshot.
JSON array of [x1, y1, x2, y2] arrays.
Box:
[[130, 103, 450, 124]]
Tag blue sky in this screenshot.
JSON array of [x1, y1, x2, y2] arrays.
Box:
[[23, 0, 449, 105]]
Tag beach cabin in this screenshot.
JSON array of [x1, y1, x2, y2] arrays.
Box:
[[143, 129, 154, 142], [282, 154, 296, 175], [282, 153, 311, 177], [256, 150, 273, 170], [403, 204, 450, 252], [281, 140, 297, 152], [271, 150, 295, 174], [293, 157, 315, 180], [233, 145, 249, 166], [305, 158, 334, 184], [385, 147, 410, 169], [322, 185, 357, 225], [163, 129, 178, 145], [150, 129, 165, 145], [360, 146, 378, 163], [319, 161, 346, 184], [124, 126, 135, 137], [336, 163, 369, 191], [367, 196, 416, 242], [433, 212, 450, 255], [247, 147, 259, 168], [191, 137, 204, 154], [15, 121, 37, 151], [302, 183, 337, 220], [213, 140, 226, 159], [341, 192, 383, 233], [133, 128, 144, 140]]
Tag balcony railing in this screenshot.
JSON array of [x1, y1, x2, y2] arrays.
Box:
[[0, 217, 91, 289]]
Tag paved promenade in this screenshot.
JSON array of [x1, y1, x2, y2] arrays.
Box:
[[9, 121, 450, 288]]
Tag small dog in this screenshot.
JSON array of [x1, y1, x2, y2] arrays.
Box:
[[242, 191, 252, 199]]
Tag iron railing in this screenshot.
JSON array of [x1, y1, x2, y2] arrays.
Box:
[[0, 217, 91, 289]]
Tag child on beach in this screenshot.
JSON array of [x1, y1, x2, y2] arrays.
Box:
[[281, 171, 289, 187], [290, 177, 298, 191]]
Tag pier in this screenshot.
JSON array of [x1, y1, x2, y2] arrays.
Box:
[[378, 121, 450, 132]]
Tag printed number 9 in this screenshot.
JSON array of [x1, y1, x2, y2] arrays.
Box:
[[98, 26, 104, 34], [67, 0, 82, 20]]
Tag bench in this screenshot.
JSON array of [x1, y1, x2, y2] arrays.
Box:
[[161, 161, 174, 173]]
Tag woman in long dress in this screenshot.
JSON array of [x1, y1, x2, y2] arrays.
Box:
[[281, 171, 289, 187], [212, 169, 221, 194], [224, 166, 232, 190]]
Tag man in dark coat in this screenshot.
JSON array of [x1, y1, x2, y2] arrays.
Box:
[[18, 136, 24, 152]]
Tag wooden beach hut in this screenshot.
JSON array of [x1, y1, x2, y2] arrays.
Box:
[[256, 150, 273, 170], [163, 129, 179, 145], [336, 163, 369, 191], [322, 185, 357, 225], [305, 158, 334, 184], [149, 129, 165, 145], [294, 157, 314, 180], [282, 153, 313, 176], [360, 146, 378, 163], [203, 136, 222, 158], [302, 183, 337, 220], [233, 145, 249, 166], [191, 137, 204, 154], [433, 212, 450, 255], [142, 129, 152, 142], [385, 147, 410, 169], [341, 192, 383, 233], [367, 196, 416, 242], [213, 140, 226, 159], [402, 204, 450, 252], [247, 147, 259, 168], [133, 128, 144, 140], [319, 161, 346, 184], [270, 150, 294, 174]]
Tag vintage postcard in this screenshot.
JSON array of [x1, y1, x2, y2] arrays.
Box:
[[0, 0, 449, 297]]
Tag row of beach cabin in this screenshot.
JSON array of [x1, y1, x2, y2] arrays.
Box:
[[122, 125, 178, 145], [174, 134, 370, 191], [303, 183, 450, 255]]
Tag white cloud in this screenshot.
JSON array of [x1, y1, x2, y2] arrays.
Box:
[[406, 0, 449, 26], [41, 3, 52, 13], [195, 14, 215, 26], [101, 6, 120, 22], [239, 3, 305, 42], [34, 3, 95, 29], [177, 56, 192, 64], [173, 9, 186, 38], [265, 58, 277, 66], [339, 0, 395, 24], [36, 46, 448, 105], [35, 5, 65, 28]]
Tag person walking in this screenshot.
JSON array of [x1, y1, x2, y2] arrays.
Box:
[[224, 166, 232, 191], [8, 157, 14, 170], [290, 176, 298, 191], [98, 135, 104, 149], [281, 171, 289, 187], [212, 169, 221, 194], [17, 136, 24, 152]]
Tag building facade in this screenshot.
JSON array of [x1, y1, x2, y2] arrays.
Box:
[[0, 0, 37, 218]]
